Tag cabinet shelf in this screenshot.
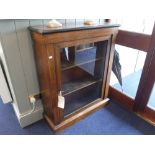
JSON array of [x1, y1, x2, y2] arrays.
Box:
[[63, 80, 102, 116], [61, 46, 105, 71], [62, 75, 102, 96], [61, 57, 103, 71], [64, 85, 101, 116]]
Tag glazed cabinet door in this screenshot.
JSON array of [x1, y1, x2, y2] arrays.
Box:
[[53, 36, 112, 117]]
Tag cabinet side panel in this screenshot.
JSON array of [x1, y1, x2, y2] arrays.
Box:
[[46, 45, 64, 124], [33, 43, 63, 124], [33, 43, 54, 121]]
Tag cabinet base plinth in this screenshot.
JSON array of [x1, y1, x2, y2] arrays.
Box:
[[44, 98, 109, 132]]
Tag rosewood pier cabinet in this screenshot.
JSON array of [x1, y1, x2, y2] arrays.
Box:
[[29, 23, 120, 132]]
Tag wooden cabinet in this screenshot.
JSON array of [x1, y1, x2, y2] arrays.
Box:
[[29, 24, 119, 132]]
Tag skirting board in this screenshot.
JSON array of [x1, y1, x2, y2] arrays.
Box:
[[12, 100, 44, 128]]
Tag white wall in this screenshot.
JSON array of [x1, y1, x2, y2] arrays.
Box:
[[0, 62, 12, 103]]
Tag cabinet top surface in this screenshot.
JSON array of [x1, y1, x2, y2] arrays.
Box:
[[28, 23, 120, 34]]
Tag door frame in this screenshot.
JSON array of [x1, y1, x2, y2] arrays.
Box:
[[134, 23, 155, 111], [109, 22, 155, 125]]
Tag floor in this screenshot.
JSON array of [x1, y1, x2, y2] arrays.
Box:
[[1, 97, 155, 135]]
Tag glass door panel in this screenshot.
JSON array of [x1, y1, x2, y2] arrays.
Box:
[[147, 83, 155, 110], [59, 41, 108, 116], [110, 45, 146, 98]]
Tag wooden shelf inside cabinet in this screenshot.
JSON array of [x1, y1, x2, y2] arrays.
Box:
[[29, 23, 120, 132], [61, 57, 104, 71], [62, 75, 102, 96]]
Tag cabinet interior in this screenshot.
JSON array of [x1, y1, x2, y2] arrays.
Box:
[[59, 40, 108, 116]]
